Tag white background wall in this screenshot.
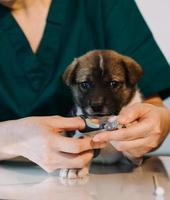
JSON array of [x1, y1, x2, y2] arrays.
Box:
[[135, 0, 170, 155], [135, 0, 170, 64]]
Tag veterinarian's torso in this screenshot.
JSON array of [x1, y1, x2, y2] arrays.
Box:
[[0, 0, 170, 121]]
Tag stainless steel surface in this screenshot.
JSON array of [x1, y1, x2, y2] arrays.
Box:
[[0, 156, 170, 200]]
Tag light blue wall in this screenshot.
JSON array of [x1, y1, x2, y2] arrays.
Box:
[[164, 98, 170, 109]]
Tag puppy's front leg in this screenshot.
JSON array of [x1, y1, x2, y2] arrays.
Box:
[[59, 165, 90, 179]]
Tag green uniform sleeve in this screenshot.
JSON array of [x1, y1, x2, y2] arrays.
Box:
[[102, 0, 170, 97]]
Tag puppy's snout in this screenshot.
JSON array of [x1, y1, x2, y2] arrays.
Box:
[[90, 98, 103, 112], [91, 104, 103, 112]]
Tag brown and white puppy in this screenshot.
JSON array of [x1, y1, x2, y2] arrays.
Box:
[[60, 50, 143, 179]]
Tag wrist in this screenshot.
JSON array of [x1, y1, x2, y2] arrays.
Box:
[[0, 119, 20, 159]]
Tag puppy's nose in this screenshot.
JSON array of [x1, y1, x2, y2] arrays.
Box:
[[90, 101, 103, 112], [91, 105, 103, 112]]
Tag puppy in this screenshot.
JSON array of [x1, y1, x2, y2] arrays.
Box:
[[60, 50, 143, 179]]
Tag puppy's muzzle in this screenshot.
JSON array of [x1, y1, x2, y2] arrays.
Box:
[[90, 103, 103, 113], [89, 98, 104, 113]]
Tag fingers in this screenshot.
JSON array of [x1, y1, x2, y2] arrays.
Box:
[[40, 150, 94, 173], [117, 103, 151, 124], [92, 118, 152, 142], [49, 116, 86, 131], [114, 138, 148, 152], [54, 135, 92, 153], [91, 141, 108, 149], [53, 134, 106, 154], [113, 136, 158, 157], [59, 150, 93, 169]]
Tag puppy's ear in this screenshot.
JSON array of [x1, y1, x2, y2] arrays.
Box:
[[63, 58, 79, 86], [122, 56, 143, 86]]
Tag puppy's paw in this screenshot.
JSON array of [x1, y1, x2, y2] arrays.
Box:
[[67, 169, 79, 179], [77, 167, 89, 178], [59, 167, 89, 179], [58, 168, 69, 178]]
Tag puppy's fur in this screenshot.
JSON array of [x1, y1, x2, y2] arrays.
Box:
[[60, 50, 143, 179]]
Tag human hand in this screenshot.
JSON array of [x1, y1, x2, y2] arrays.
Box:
[[1, 116, 106, 172], [92, 102, 170, 158]]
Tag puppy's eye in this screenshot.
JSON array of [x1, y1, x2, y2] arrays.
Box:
[[109, 80, 120, 88], [79, 82, 92, 90]]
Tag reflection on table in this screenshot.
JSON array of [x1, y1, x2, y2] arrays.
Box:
[[0, 156, 170, 200]]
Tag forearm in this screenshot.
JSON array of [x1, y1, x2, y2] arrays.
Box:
[[0, 120, 19, 160]]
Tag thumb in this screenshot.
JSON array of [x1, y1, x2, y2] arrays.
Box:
[[117, 103, 150, 124]]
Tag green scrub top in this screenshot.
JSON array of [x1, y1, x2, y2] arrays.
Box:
[[0, 0, 170, 121]]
